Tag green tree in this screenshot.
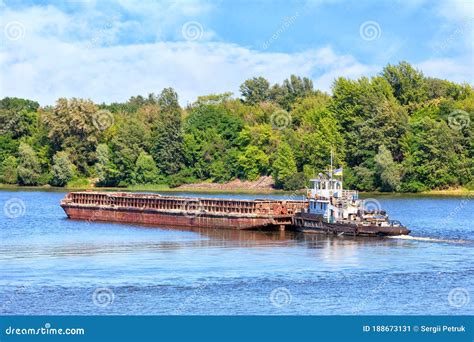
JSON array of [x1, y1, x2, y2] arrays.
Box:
[[110, 118, 149, 185], [272, 142, 297, 189], [382, 61, 426, 106], [1, 64, 472, 193], [17, 142, 41, 185], [132, 151, 160, 184], [0, 97, 38, 139], [0, 134, 19, 165], [152, 88, 185, 176], [350, 165, 376, 191], [331, 76, 408, 166], [292, 97, 344, 171], [50, 151, 75, 187], [401, 112, 467, 190], [270, 75, 315, 110], [44, 98, 104, 174], [374, 145, 401, 191], [0, 156, 18, 184], [95, 144, 120, 186], [240, 77, 270, 105], [237, 145, 269, 180], [183, 104, 244, 180]]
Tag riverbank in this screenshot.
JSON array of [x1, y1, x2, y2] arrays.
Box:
[[0, 183, 290, 195], [0, 183, 472, 196]]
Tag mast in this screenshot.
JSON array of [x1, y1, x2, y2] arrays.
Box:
[[341, 167, 343, 189], [330, 149, 333, 180]]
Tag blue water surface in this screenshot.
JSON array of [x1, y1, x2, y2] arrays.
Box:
[[0, 190, 472, 315]]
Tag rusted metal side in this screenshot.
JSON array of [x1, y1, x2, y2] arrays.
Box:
[[60, 192, 308, 230]]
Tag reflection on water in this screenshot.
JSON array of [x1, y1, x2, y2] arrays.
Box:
[[0, 190, 473, 315]]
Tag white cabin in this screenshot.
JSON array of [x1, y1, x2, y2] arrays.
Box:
[[307, 176, 359, 223], [309, 178, 343, 199]]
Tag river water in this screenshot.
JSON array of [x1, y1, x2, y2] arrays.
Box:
[[0, 190, 472, 315]]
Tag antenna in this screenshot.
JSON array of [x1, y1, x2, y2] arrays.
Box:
[[330, 149, 333, 179]]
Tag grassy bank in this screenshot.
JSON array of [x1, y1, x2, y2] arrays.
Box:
[[1, 183, 472, 197], [0, 183, 295, 194], [421, 188, 473, 196]]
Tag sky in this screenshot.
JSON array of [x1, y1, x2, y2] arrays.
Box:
[[0, 0, 473, 106]]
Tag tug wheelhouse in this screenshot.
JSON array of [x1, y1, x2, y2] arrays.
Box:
[[307, 177, 359, 224], [294, 171, 410, 237]]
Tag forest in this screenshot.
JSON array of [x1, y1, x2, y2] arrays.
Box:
[[1, 61, 473, 192]]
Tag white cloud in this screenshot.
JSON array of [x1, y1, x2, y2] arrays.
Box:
[[0, 4, 373, 105], [436, 0, 473, 22], [0, 2, 471, 107], [0, 35, 373, 105], [416, 57, 474, 83]]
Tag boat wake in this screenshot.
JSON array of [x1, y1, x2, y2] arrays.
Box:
[[387, 235, 471, 244]]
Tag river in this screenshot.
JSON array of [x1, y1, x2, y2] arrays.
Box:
[[0, 190, 472, 315]]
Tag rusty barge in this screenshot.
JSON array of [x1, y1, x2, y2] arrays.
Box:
[[60, 192, 307, 230]]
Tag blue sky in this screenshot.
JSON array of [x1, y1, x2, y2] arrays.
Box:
[[1, 0, 472, 105]]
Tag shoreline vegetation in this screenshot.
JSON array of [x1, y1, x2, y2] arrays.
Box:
[[1, 62, 473, 194], [0, 182, 472, 197]]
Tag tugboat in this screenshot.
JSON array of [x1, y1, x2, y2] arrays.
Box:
[[293, 168, 410, 237]]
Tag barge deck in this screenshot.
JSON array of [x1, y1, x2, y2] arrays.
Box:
[[60, 192, 307, 230]]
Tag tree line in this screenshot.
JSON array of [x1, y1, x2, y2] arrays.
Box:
[[1, 61, 473, 192]]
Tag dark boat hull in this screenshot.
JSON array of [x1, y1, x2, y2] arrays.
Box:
[[293, 213, 410, 237]]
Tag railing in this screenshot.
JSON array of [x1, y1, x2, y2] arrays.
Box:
[[341, 190, 358, 199], [63, 192, 307, 216]]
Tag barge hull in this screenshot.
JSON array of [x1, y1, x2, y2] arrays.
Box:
[[293, 213, 410, 237], [60, 191, 307, 230], [62, 205, 287, 230]]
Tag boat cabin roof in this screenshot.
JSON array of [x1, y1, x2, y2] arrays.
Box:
[[309, 178, 343, 190]]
